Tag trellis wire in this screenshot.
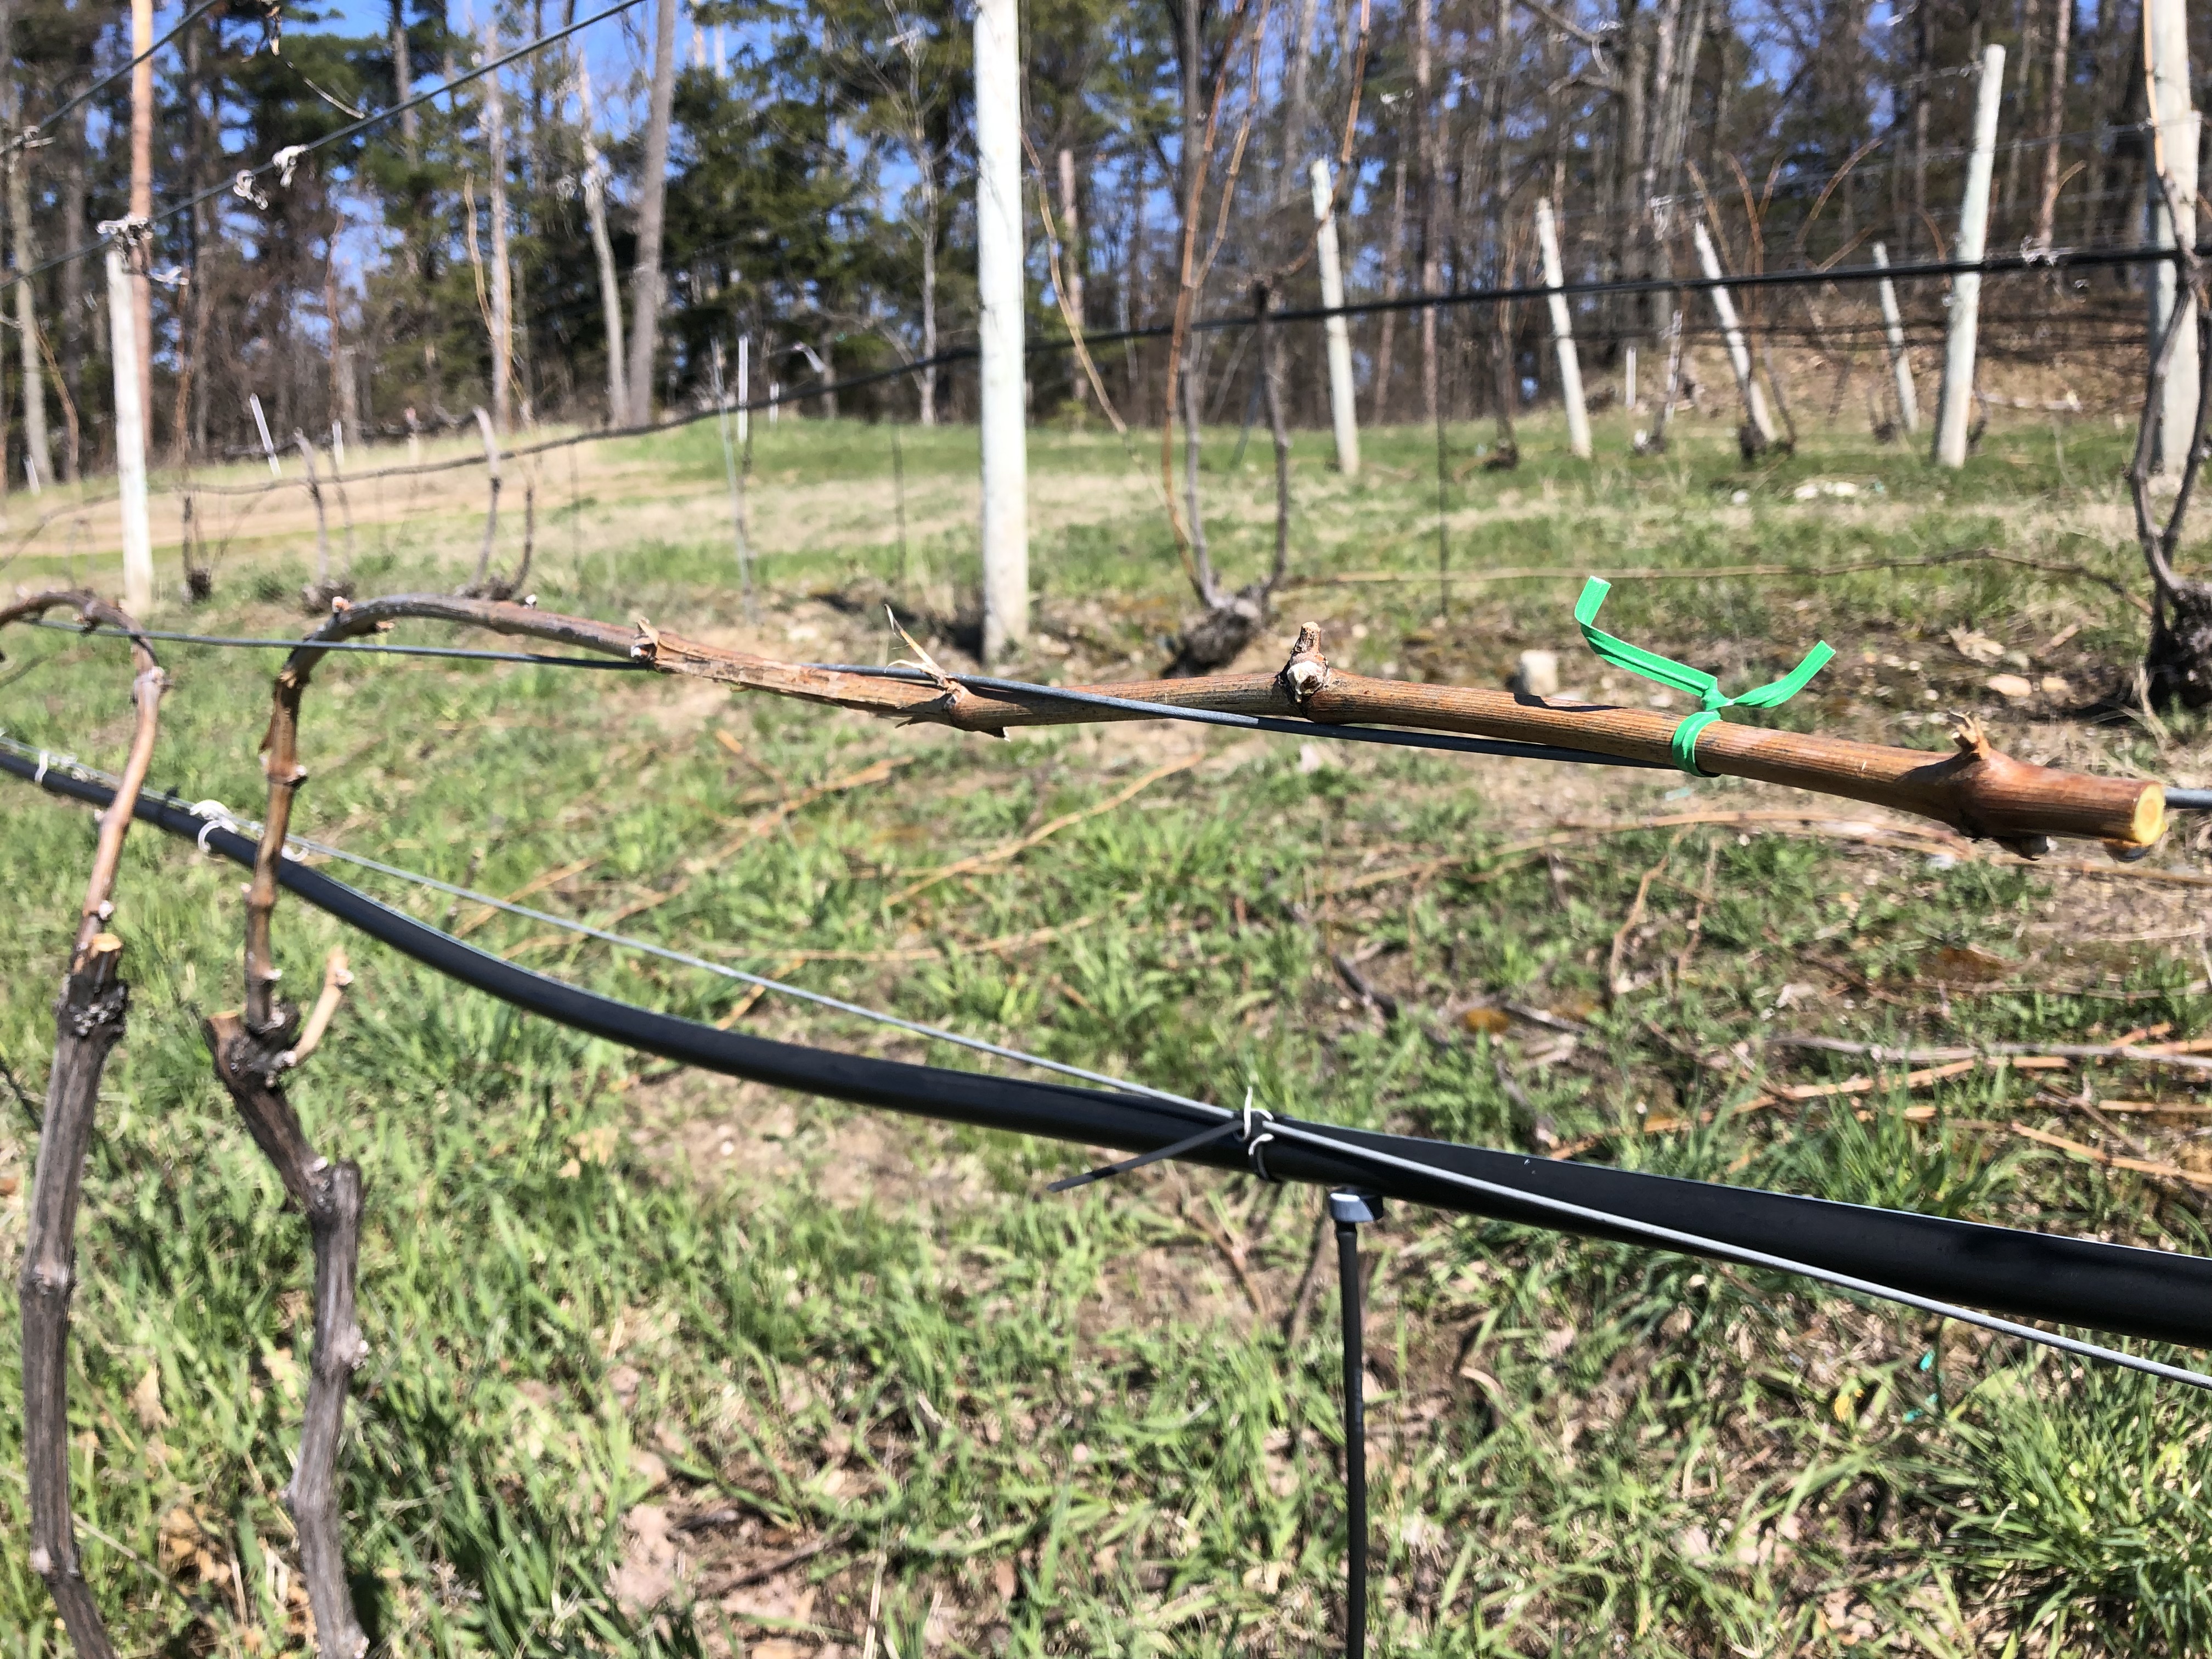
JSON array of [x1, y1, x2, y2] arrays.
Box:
[[7, 726, 2211, 1398]]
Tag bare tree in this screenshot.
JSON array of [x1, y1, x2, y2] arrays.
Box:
[[624, 0, 679, 425], [128, 0, 153, 428], [575, 54, 629, 424], [391, 0, 418, 156], [1158, 0, 1274, 675], [1058, 147, 1085, 407], [0, 0, 49, 486], [2031, 0, 2074, 249], [482, 19, 516, 432], [1278, 0, 1320, 198], [1415, 0, 1439, 425]]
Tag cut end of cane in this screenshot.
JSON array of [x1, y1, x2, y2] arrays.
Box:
[[2122, 784, 2168, 852]]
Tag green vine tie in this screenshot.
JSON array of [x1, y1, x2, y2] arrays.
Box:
[[1572, 578, 1835, 776]]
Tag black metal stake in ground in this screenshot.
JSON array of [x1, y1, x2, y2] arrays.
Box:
[[1332, 1189, 1381, 1659]]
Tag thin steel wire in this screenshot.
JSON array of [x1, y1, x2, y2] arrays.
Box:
[[6, 729, 2211, 1392], [0, 730, 1224, 1119], [809, 663, 1663, 770], [26, 618, 651, 670], [1266, 1121, 2212, 1392], [14, 0, 228, 155], [167, 250, 2212, 499], [2, 0, 649, 299], [32, 622, 2212, 804], [30, 623, 1656, 770]]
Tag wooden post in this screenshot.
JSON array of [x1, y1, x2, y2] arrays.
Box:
[[1691, 221, 1775, 449], [2147, 0, 2199, 476], [1872, 242, 1919, 435], [105, 241, 153, 617], [1934, 44, 2005, 469], [974, 0, 1028, 662], [1308, 159, 1361, 477], [1536, 198, 1593, 459]]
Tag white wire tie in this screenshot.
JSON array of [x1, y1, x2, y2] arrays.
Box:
[[33, 749, 50, 786], [272, 145, 305, 188], [191, 799, 240, 854], [234, 171, 269, 210], [1241, 1092, 1278, 1183]]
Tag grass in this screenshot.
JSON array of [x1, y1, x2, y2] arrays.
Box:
[[2, 400, 2211, 1656]]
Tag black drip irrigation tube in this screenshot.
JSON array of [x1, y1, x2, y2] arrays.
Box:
[[20, 754, 2212, 1659], [12, 747, 2212, 1353]]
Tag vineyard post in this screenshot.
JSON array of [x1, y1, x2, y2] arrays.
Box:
[[1690, 222, 1776, 452], [250, 392, 281, 475], [1872, 242, 1919, 435], [2147, 0, 2200, 475], [1309, 159, 1362, 476], [102, 237, 153, 617], [974, 0, 1029, 663], [1934, 44, 2004, 469], [1536, 196, 1593, 459]]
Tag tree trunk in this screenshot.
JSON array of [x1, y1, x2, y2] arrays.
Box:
[[323, 250, 347, 449], [58, 98, 86, 481], [624, 0, 678, 425], [187, 9, 216, 461], [918, 153, 939, 425], [2033, 0, 2073, 247], [2147, 583, 2212, 708], [1415, 0, 1439, 425], [483, 19, 514, 433], [1058, 147, 1084, 406], [1280, 0, 1320, 199], [575, 57, 628, 425], [393, 0, 419, 157], [0, 5, 50, 488], [1910, 0, 1931, 257], [129, 0, 154, 430], [1371, 150, 1408, 425]]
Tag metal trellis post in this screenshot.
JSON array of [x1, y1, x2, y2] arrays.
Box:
[[1332, 1189, 1383, 1659]]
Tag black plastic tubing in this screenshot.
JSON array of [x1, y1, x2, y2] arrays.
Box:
[[12, 747, 2212, 1350]]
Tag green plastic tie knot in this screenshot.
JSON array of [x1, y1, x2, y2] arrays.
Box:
[[1572, 578, 1834, 776]]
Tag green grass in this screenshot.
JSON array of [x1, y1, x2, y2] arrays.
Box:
[[3, 408, 2211, 1656]]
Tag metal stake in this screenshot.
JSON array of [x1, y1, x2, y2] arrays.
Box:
[[1331, 1189, 1382, 1659]]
